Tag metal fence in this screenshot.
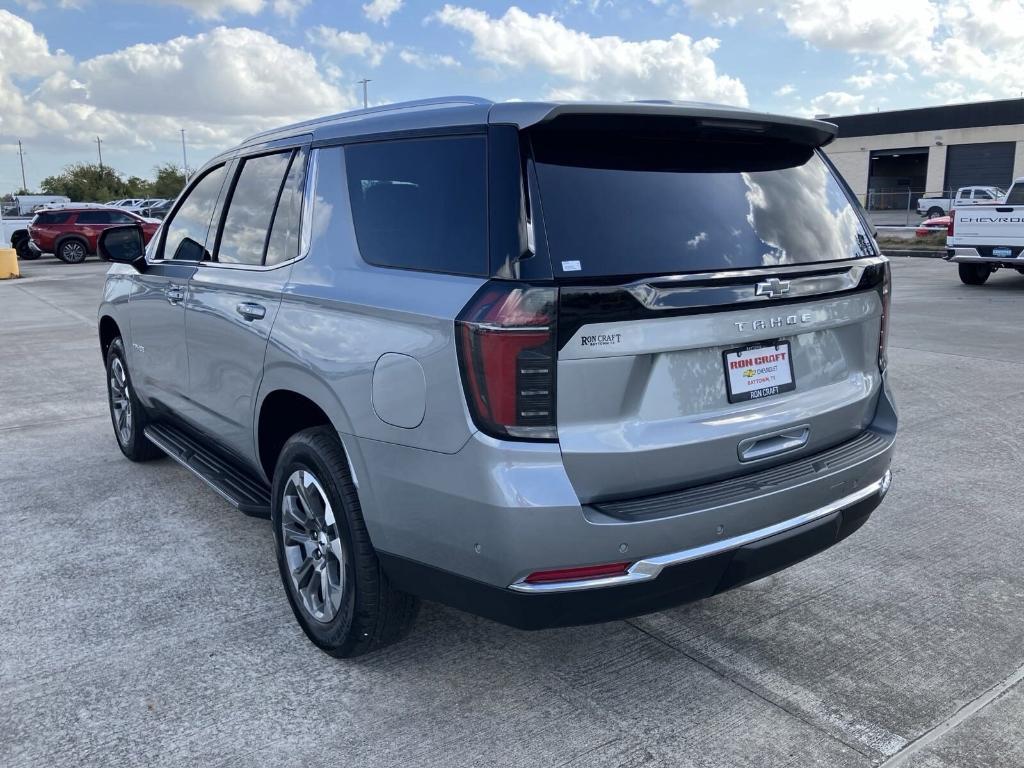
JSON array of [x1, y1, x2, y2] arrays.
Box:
[[861, 189, 954, 228]]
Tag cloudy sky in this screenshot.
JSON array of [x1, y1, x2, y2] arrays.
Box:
[[0, 0, 1021, 191]]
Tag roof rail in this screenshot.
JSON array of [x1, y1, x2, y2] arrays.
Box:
[[243, 96, 494, 144]]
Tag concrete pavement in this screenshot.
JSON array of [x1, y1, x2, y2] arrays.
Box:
[[2, 254, 1023, 767]]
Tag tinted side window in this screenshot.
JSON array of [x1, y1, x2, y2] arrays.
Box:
[[344, 136, 486, 275], [77, 211, 112, 224], [35, 212, 70, 225], [217, 152, 293, 266], [265, 150, 306, 266], [109, 211, 136, 224], [161, 164, 227, 261]]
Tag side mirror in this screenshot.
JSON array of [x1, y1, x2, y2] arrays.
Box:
[[98, 225, 146, 270]]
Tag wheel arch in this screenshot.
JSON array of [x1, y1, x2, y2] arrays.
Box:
[[98, 315, 121, 361], [254, 367, 359, 486]]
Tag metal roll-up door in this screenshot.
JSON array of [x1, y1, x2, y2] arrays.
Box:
[[944, 142, 1015, 191]]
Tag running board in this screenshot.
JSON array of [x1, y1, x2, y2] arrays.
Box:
[[144, 423, 271, 519]]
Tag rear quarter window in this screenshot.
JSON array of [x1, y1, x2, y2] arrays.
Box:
[[343, 135, 487, 276]]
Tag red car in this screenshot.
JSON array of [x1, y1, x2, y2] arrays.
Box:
[[28, 207, 160, 263], [915, 215, 950, 237]]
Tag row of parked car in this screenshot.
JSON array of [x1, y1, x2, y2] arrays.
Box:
[[104, 198, 173, 218]]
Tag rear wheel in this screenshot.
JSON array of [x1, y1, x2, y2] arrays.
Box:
[[272, 426, 419, 657], [959, 263, 991, 285], [57, 239, 87, 264], [926, 206, 944, 219], [105, 337, 163, 461]]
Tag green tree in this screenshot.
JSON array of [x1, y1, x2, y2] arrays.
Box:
[[149, 162, 188, 199], [40, 163, 129, 202]]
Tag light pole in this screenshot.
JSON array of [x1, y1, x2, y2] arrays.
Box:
[[17, 139, 27, 191], [357, 78, 371, 109], [180, 129, 189, 184], [95, 136, 104, 171]]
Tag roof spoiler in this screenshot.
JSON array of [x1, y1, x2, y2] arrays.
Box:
[[489, 102, 838, 149]]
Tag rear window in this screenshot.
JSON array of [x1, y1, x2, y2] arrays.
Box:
[[344, 135, 487, 275], [1005, 185, 1024, 206], [33, 212, 70, 225], [529, 129, 874, 278]]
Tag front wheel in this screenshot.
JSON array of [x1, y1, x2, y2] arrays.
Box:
[[13, 235, 36, 260], [105, 338, 163, 461], [57, 239, 87, 264], [272, 427, 419, 657], [958, 263, 991, 285]]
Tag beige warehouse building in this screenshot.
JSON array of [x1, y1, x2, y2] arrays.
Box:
[[823, 99, 1024, 214]]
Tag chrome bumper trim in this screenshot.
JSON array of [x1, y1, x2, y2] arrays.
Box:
[[948, 247, 1023, 264], [509, 469, 892, 594]]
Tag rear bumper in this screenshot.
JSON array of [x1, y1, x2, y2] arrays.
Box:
[[381, 472, 889, 630], [359, 379, 897, 627], [946, 246, 1024, 267]]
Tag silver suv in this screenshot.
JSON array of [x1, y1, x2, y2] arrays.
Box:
[[97, 97, 896, 657]]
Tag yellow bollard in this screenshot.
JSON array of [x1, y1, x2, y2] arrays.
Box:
[[0, 247, 18, 279]]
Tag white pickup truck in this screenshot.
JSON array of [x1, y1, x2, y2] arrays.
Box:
[[917, 186, 1005, 218], [946, 177, 1024, 284]]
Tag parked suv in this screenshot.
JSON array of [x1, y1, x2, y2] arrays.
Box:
[[29, 207, 160, 263], [97, 97, 897, 657]]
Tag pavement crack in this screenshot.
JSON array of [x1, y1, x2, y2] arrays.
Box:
[[877, 661, 1024, 768], [623, 618, 877, 762]]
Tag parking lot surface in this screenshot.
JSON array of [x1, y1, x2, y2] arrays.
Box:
[[2, 255, 1024, 767]]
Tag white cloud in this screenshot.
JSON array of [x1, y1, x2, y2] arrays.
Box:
[[808, 90, 864, 116], [153, 0, 264, 19], [434, 5, 748, 105], [0, 15, 353, 161], [845, 70, 899, 90], [272, 0, 309, 22], [684, 0, 935, 57], [399, 49, 461, 69], [307, 26, 390, 67], [773, 83, 796, 97], [363, 0, 402, 24]]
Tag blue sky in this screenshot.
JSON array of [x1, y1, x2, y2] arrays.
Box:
[[0, 0, 1019, 192]]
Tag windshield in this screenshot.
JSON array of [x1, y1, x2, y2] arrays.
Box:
[[529, 129, 874, 279]]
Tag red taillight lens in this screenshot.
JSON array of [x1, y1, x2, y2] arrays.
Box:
[[456, 282, 557, 441], [947, 209, 955, 237], [523, 561, 632, 584], [879, 261, 891, 371]]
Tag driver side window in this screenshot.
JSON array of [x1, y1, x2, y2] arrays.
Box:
[[160, 164, 227, 261]]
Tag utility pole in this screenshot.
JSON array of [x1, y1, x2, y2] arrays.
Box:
[[180, 129, 189, 184], [95, 136, 104, 171], [17, 139, 27, 191], [357, 78, 371, 109]]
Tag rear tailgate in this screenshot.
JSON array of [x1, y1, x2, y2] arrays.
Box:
[[526, 115, 885, 503], [555, 268, 884, 501], [951, 204, 1024, 247]]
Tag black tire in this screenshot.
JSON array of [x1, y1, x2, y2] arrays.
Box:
[[13, 234, 36, 260], [105, 337, 163, 461], [272, 426, 419, 657], [959, 263, 991, 285], [926, 206, 944, 219], [57, 238, 88, 264]]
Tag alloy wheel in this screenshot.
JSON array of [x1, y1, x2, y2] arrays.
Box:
[[109, 356, 132, 446], [63, 241, 86, 262], [281, 470, 345, 623]]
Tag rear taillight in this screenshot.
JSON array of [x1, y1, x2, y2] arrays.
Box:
[[879, 261, 891, 371], [456, 282, 557, 441], [948, 209, 955, 237]]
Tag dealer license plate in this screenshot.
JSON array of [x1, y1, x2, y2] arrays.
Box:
[[992, 247, 1014, 258], [723, 341, 796, 404]]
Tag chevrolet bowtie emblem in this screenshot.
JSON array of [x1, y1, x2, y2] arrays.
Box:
[[755, 278, 791, 298]]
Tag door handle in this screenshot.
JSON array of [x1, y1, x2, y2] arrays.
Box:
[[737, 425, 810, 462], [236, 302, 266, 321], [996, 207, 1014, 213], [165, 286, 185, 304]]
